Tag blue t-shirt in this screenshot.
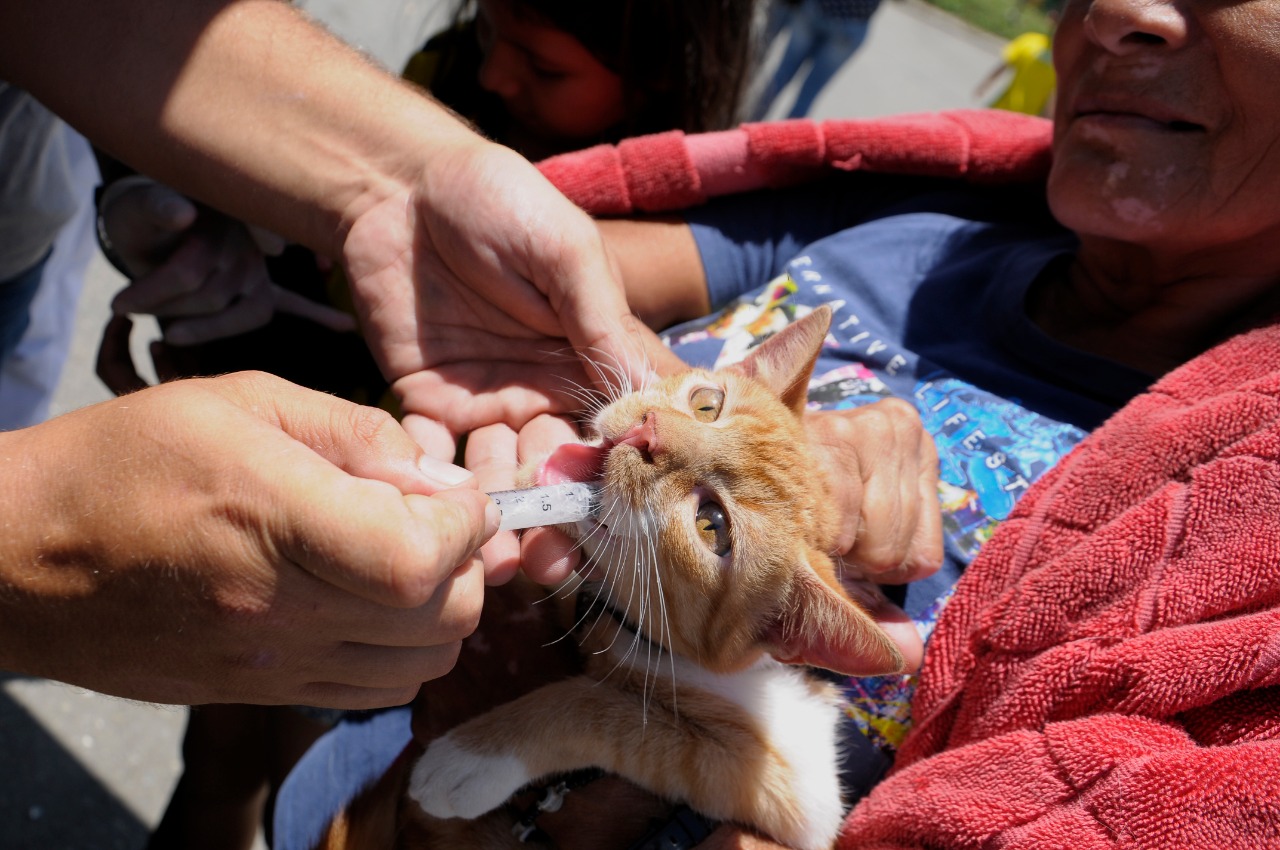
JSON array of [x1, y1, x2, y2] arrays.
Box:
[[663, 176, 1153, 789]]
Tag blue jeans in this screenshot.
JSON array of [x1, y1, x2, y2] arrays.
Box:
[[0, 252, 49, 369], [272, 706, 412, 850], [752, 0, 874, 120]]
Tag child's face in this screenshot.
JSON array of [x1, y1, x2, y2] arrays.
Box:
[[475, 0, 627, 151]]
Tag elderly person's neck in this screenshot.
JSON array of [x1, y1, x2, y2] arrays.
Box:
[[1030, 233, 1280, 378]]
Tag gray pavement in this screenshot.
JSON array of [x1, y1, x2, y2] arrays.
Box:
[[3, 2, 1002, 847]]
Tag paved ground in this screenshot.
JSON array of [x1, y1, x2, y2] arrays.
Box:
[[1, 3, 1002, 847]]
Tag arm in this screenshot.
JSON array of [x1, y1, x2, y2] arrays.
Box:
[[3, 0, 672, 437], [972, 60, 1008, 100], [1, 0, 463, 259], [597, 216, 711, 331], [0, 372, 497, 707]]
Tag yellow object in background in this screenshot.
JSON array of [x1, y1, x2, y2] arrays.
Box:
[[989, 32, 1055, 116]]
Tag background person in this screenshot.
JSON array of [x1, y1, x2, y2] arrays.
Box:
[[0, 85, 101, 430], [974, 28, 1057, 116], [750, 0, 883, 120]]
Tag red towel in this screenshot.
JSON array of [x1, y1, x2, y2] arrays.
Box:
[[537, 112, 1280, 847], [840, 321, 1280, 849], [537, 109, 1053, 215]]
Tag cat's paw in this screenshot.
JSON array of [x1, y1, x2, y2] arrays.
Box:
[[407, 734, 532, 820]]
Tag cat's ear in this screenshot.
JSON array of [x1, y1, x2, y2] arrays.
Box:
[[763, 554, 905, 677], [734, 305, 832, 416]]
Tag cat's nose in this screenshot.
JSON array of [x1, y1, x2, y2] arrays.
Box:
[[616, 411, 661, 458]]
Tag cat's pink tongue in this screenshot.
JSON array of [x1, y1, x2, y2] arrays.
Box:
[[538, 442, 609, 485]]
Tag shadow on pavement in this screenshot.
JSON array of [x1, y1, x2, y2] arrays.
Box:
[[0, 672, 149, 850]]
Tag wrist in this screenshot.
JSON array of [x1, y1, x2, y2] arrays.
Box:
[[332, 111, 488, 261], [0, 422, 91, 680]]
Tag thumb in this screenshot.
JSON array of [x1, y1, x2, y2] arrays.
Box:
[[100, 178, 199, 277], [217, 371, 476, 497], [574, 312, 685, 396], [140, 183, 198, 233]]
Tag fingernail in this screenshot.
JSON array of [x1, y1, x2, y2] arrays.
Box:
[[154, 193, 195, 224], [417, 455, 473, 487], [484, 499, 502, 536]]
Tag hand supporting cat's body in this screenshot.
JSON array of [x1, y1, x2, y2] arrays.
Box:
[[404, 306, 904, 850]]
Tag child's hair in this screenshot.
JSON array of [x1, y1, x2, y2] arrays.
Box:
[[452, 0, 759, 137]]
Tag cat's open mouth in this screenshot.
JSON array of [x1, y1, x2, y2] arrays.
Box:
[[537, 440, 612, 485]]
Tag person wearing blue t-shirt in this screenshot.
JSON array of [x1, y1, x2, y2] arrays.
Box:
[[272, 0, 1280, 839]]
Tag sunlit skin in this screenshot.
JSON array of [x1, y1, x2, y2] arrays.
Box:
[[1029, 0, 1280, 377], [474, 0, 628, 158], [1050, 0, 1280, 258]]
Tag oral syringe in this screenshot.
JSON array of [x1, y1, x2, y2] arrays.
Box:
[[487, 482, 603, 531]]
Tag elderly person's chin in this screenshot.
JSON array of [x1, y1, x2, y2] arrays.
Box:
[[1046, 125, 1215, 250]]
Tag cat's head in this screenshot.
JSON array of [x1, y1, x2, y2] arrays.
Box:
[[535, 306, 905, 677]]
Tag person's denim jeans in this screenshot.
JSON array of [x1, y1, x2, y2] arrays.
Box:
[[272, 706, 412, 850], [752, 0, 873, 120], [0, 252, 49, 369]]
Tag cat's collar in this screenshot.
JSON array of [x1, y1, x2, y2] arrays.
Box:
[[573, 584, 670, 655]]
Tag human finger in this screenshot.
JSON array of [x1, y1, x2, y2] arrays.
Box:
[[465, 423, 523, 585], [272, 283, 359, 333], [840, 579, 925, 672], [516, 414, 584, 585], [844, 400, 942, 582], [161, 284, 273, 345], [204, 374, 495, 606], [110, 222, 225, 314], [809, 399, 943, 583], [315, 551, 485, 650], [224, 373, 475, 496], [135, 224, 268, 322], [99, 178, 198, 276], [282, 470, 494, 610], [392, 355, 586, 436], [401, 413, 457, 464], [95, 313, 149, 396]]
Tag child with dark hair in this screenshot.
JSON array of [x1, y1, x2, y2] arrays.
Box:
[[406, 0, 759, 160]]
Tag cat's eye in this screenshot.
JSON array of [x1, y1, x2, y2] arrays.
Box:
[[689, 387, 725, 423], [695, 501, 731, 556]]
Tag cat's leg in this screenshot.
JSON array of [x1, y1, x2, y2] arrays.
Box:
[[407, 675, 841, 850]]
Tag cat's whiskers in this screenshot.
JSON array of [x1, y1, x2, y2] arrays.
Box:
[[640, 521, 674, 725], [551, 374, 608, 420], [548, 498, 640, 666], [578, 341, 662, 403], [643, 523, 680, 722], [585, 509, 657, 694], [534, 523, 606, 648]]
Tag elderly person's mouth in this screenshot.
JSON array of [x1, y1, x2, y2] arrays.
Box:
[[1072, 96, 1206, 133]]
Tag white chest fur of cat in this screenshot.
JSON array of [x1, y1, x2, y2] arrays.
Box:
[[407, 306, 906, 850]]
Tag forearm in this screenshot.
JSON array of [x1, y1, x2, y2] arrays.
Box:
[[0, 0, 479, 259], [597, 217, 710, 331], [0, 414, 110, 684]]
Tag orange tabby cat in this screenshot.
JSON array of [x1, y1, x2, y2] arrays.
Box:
[[399, 305, 906, 850]]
